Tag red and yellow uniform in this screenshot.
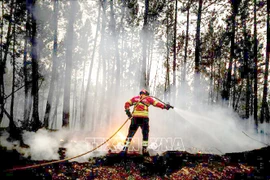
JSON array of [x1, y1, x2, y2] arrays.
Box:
[[121, 91, 168, 156], [125, 95, 165, 117]]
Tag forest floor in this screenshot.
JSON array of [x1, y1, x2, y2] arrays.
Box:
[[0, 144, 269, 179]]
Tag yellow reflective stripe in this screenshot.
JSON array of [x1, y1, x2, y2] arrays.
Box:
[[126, 141, 131, 145], [153, 101, 158, 106], [142, 141, 148, 146], [132, 111, 148, 117]]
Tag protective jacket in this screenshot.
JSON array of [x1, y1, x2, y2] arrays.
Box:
[[125, 95, 165, 118]]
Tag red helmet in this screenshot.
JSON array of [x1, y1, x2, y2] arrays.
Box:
[[140, 89, 149, 96]]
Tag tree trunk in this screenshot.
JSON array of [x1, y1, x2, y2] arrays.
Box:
[[242, 0, 250, 118], [260, 0, 270, 123], [29, 0, 41, 132], [90, 53, 102, 131], [62, 1, 77, 128], [81, 4, 101, 128], [88, 0, 107, 131], [72, 68, 78, 128], [194, 0, 202, 74], [183, 2, 190, 82], [165, 4, 170, 93], [23, 10, 32, 130], [232, 57, 237, 109], [0, 0, 4, 124], [51, 72, 64, 129], [208, 17, 215, 104], [172, 0, 178, 86], [10, 2, 17, 131], [44, 0, 59, 129], [223, 0, 240, 101], [0, 0, 14, 124], [253, 0, 258, 126], [234, 82, 243, 112], [146, 38, 153, 87], [110, 0, 120, 96], [141, 0, 149, 88]]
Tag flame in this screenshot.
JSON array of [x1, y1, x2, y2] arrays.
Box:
[[116, 132, 126, 141]]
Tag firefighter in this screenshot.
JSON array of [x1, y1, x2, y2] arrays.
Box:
[[121, 89, 172, 156]]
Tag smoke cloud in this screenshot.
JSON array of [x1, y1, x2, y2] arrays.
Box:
[[146, 82, 270, 155]]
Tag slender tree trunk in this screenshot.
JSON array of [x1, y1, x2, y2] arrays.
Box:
[[194, 0, 202, 74], [81, 4, 101, 128], [146, 38, 153, 87], [89, 0, 106, 131], [216, 62, 221, 102], [91, 53, 102, 131], [223, 1, 239, 101], [1, 0, 14, 124], [209, 55, 214, 103], [172, 0, 178, 86], [141, 0, 149, 88], [183, 3, 190, 82], [106, 0, 120, 126], [232, 57, 237, 109], [62, 1, 77, 128], [119, 0, 126, 90], [23, 11, 32, 129], [234, 82, 243, 112], [72, 68, 78, 129], [110, 0, 120, 95], [242, 1, 250, 118], [10, 3, 17, 129], [194, 0, 202, 101], [165, 5, 170, 92], [260, 0, 270, 123], [31, 9, 40, 131], [26, 0, 41, 131], [253, 0, 258, 126], [51, 72, 63, 129], [209, 18, 215, 104], [0, 0, 4, 124], [44, 0, 58, 129], [79, 19, 92, 129], [98, 24, 107, 130]]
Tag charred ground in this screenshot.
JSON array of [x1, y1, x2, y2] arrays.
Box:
[[0, 145, 269, 179]]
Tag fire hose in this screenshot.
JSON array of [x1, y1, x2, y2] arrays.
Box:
[[4, 116, 132, 172], [4, 96, 172, 172]]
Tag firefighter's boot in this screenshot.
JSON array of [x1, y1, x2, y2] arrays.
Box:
[[142, 146, 150, 156], [119, 138, 131, 157], [119, 147, 128, 157]]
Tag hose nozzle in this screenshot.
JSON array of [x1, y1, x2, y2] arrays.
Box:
[[166, 102, 174, 109]]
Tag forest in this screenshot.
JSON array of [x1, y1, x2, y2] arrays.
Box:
[[0, 0, 270, 178]]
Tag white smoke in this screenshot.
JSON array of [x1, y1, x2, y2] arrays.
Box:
[[147, 81, 270, 155], [19, 128, 108, 162]]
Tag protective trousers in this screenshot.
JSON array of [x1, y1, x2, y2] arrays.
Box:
[[122, 117, 149, 153]]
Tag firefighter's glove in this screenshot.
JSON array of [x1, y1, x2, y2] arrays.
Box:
[[164, 104, 171, 110], [125, 109, 132, 118]]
